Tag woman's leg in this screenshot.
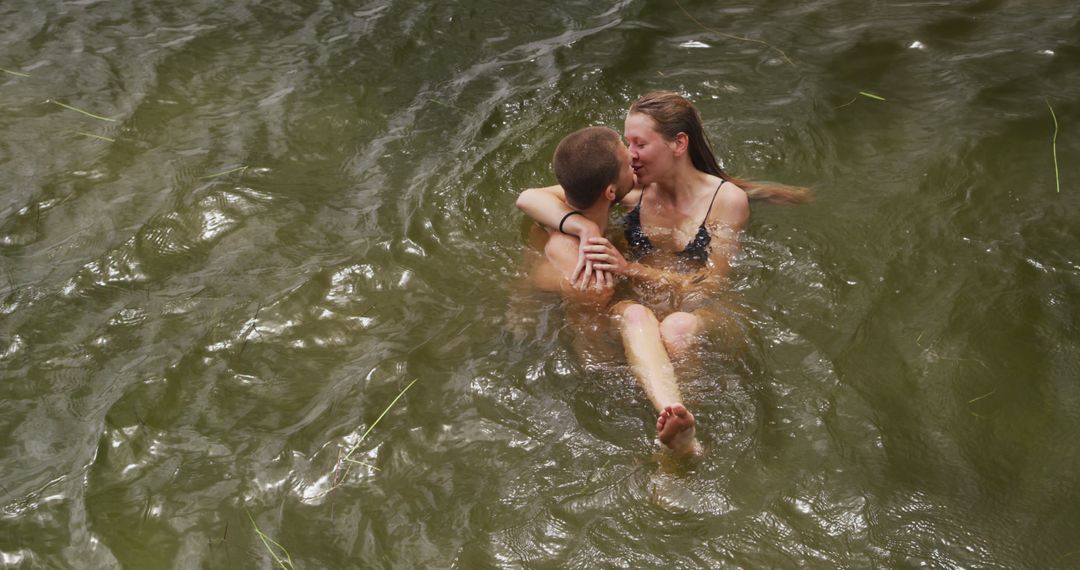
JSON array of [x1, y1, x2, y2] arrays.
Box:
[[658, 311, 702, 356], [659, 301, 747, 360], [612, 300, 699, 455]]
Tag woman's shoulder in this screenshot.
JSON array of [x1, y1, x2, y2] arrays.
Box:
[[719, 176, 744, 193], [719, 179, 747, 201], [709, 179, 749, 227]]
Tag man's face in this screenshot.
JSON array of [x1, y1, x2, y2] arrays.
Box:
[[613, 142, 636, 203]]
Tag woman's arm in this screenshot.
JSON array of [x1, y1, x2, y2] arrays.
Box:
[[515, 185, 598, 237], [583, 221, 741, 290], [588, 182, 748, 287], [694, 183, 748, 284], [516, 185, 605, 289], [582, 238, 715, 287], [619, 188, 643, 208]]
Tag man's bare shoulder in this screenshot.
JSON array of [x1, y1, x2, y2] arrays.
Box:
[[543, 233, 580, 276], [539, 234, 613, 305]]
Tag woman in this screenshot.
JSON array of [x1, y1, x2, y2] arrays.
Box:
[[516, 91, 809, 454]]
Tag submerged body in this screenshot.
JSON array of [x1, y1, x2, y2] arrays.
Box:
[[519, 125, 703, 454], [524, 222, 701, 455], [517, 92, 809, 455]]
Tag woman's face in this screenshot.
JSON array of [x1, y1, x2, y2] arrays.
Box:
[[624, 112, 675, 187]]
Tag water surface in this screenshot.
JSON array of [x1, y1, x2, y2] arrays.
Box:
[[1, 0, 1078, 567]]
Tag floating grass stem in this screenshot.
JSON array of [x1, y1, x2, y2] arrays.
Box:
[[834, 97, 857, 110], [835, 92, 886, 110], [333, 378, 419, 489], [967, 389, 996, 405], [671, 0, 795, 67], [72, 130, 115, 142], [1046, 98, 1060, 193], [342, 378, 419, 465], [344, 458, 381, 471], [1, 67, 29, 77], [246, 509, 295, 570], [48, 99, 116, 122], [202, 165, 248, 179]]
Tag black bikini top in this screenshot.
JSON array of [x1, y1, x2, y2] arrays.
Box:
[[621, 181, 725, 266]]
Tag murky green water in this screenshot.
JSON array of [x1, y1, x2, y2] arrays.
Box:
[[2, 0, 1078, 567]]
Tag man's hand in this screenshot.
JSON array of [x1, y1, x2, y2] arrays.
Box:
[[583, 237, 629, 276]]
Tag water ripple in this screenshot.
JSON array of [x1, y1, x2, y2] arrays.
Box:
[[1, 0, 1078, 566]]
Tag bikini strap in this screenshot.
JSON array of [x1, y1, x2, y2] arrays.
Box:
[[700, 180, 725, 226]]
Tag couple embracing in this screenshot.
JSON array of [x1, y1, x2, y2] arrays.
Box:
[[518, 91, 809, 456]]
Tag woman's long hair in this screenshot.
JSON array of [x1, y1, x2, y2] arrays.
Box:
[[629, 91, 811, 204]]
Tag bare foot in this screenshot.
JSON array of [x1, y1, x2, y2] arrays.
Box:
[[656, 403, 701, 456]]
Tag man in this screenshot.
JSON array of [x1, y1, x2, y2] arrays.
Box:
[[521, 126, 700, 456]]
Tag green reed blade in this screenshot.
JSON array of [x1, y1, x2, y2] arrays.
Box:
[[1046, 99, 1060, 193], [858, 91, 886, 101], [341, 378, 419, 464], [1, 67, 29, 77], [48, 99, 116, 122], [329, 379, 419, 495], [246, 509, 295, 570]]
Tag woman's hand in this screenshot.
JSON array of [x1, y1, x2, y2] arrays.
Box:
[[583, 237, 629, 276], [569, 225, 610, 290], [514, 185, 612, 290]]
